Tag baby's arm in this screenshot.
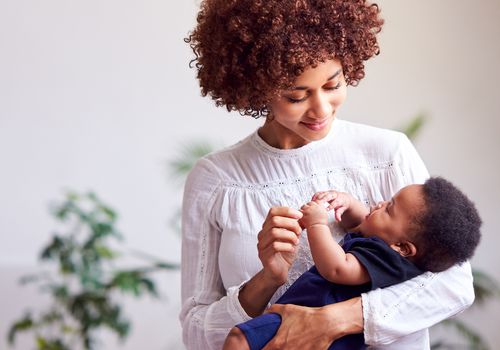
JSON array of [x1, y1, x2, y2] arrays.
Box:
[[299, 201, 369, 285], [312, 190, 369, 230]]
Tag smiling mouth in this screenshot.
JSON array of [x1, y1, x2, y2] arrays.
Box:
[[300, 118, 329, 131]]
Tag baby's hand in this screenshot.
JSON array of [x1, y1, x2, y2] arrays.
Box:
[[311, 190, 352, 222], [299, 201, 328, 229]]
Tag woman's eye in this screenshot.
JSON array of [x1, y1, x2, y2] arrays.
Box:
[[285, 82, 341, 103], [287, 96, 307, 103], [325, 82, 342, 91]]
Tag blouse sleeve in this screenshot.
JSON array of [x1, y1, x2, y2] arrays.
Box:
[[179, 158, 252, 350], [361, 134, 475, 346]]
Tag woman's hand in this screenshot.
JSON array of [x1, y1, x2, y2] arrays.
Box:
[[257, 206, 303, 287], [262, 297, 364, 350], [239, 206, 303, 318]]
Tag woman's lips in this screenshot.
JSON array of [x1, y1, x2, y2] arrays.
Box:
[[301, 118, 329, 131]]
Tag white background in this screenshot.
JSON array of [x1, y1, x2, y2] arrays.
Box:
[[1, 0, 499, 349]]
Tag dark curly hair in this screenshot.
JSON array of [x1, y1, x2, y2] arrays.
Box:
[[186, 0, 384, 118], [412, 177, 482, 273]]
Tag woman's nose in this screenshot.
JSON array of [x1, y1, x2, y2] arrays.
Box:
[[310, 92, 333, 119]]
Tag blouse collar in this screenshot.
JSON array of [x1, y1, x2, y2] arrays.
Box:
[[251, 118, 338, 158]]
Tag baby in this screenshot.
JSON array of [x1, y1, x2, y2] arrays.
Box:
[[223, 177, 482, 350]]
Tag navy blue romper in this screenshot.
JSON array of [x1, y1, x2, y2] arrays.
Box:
[[236, 233, 423, 350]]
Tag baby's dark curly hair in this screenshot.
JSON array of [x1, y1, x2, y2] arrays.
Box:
[[412, 177, 482, 272], [186, 0, 384, 118]]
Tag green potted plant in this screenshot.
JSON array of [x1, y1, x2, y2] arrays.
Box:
[[8, 192, 178, 350]]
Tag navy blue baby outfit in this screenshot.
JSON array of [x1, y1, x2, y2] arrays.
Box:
[[236, 233, 424, 350]]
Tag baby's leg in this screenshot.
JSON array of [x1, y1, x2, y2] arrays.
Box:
[[224, 313, 282, 350], [223, 326, 250, 350]]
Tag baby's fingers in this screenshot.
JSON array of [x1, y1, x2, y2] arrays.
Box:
[[335, 207, 347, 221], [326, 198, 343, 211], [312, 191, 337, 202]]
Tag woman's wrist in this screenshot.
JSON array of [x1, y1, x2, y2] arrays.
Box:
[[238, 269, 282, 318], [321, 297, 364, 341]]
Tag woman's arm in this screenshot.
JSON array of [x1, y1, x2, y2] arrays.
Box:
[[361, 134, 475, 346], [363, 260, 474, 345], [181, 159, 304, 349], [180, 158, 252, 350]]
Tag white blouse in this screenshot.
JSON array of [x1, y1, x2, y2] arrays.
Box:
[[179, 119, 474, 349]]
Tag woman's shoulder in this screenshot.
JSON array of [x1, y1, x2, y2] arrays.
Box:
[[335, 119, 410, 150], [329, 119, 414, 165], [335, 119, 406, 143], [186, 132, 256, 184]]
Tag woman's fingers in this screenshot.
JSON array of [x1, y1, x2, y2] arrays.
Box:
[[266, 206, 303, 220], [258, 227, 300, 251], [262, 304, 333, 350], [257, 207, 304, 284], [265, 303, 286, 315], [258, 241, 297, 263], [261, 210, 303, 237]]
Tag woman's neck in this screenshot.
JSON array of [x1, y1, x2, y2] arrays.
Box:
[[257, 121, 310, 150]]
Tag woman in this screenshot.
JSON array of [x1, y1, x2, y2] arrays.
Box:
[[180, 0, 474, 349]]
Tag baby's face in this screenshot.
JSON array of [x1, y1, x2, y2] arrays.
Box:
[[358, 184, 425, 245]]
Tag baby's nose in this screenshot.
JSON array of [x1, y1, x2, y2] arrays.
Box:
[[370, 202, 384, 213]]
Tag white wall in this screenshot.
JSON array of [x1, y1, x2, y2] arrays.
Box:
[[1, 0, 499, 349]]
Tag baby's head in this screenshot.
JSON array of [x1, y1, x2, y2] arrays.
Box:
[[359, 177, 482, 272]]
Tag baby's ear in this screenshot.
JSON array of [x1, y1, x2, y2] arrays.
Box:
[[390, 241, 417, 258]]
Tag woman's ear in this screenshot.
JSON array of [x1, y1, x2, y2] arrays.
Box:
[[390, 241, 417, 258]]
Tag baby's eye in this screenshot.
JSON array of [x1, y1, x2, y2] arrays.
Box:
[[385, 202, 392, 214]]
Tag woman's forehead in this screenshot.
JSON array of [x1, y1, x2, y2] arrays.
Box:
[[290, 59, 343, 89]]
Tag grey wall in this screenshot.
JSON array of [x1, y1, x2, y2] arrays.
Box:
[[1, 0, 499, 348]]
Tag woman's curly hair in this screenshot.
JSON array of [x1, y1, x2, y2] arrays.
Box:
[[185, 0, 384, 118]]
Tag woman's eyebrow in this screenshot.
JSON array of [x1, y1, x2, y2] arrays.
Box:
[[291, 69, 342, 90]]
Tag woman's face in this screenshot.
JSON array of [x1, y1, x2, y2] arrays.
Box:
[[259, 59, 347, 149]]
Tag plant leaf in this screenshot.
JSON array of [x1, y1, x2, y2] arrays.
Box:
[[399, 113, 427, 141], [8, 314, 34, 344], [472, 268, 500, 305], [168, 141, 216, 180]]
